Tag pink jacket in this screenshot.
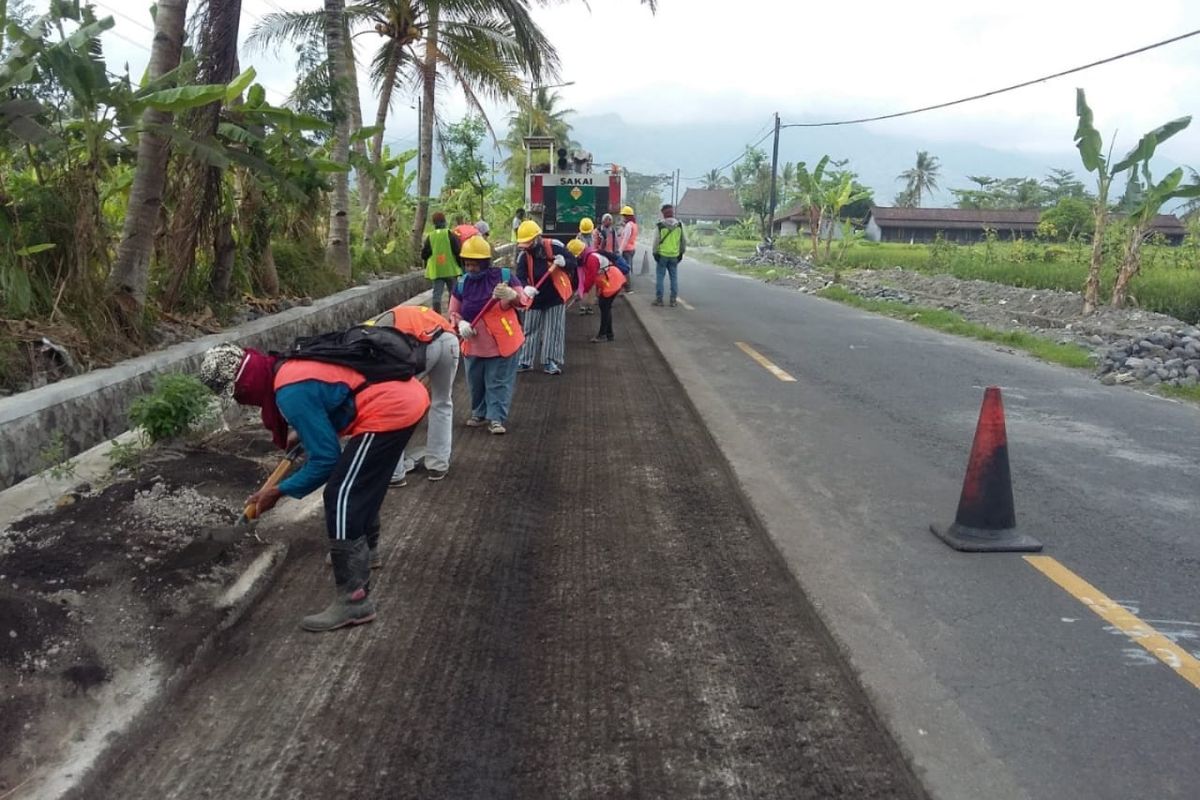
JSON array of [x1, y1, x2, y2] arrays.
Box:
[[619, 220, 638, 252]]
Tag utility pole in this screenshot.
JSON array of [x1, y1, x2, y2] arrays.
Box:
[[673, 168, 680, 206], [767, 111, 781, 242]]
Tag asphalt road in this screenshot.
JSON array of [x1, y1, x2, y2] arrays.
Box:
[[74, 305, 920, 800], [628, 250, 1200, 800]]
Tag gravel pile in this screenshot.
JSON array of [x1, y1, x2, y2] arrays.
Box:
[[129, 482, 236, 535], [1096, 327, 1200, 388], [741, 250, 814, 269]]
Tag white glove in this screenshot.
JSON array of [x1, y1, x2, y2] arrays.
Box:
[[457, 320, 475, 338], [492, 282, 518, 302], [553, 254, 566, 267], [522, 285, 539, 298]]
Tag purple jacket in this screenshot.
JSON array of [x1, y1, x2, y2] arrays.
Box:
[[452, 268, 524, 323]]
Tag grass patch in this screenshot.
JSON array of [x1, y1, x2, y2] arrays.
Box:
[[829, 238, 1200, 324], [818, 285, 1095, 369], [1159, 384, 1200, 404]]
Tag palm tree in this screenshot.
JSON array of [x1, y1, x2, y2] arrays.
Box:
[[249, 1, 557, 254], [896, 150, 941, 207], [701, 168, 730, 191], [409, 1, 558, 254], [501, 88, 575, 188], [323, 0, 353, 276], [161, 0, 246, 307], [108, 0, 190, 319]]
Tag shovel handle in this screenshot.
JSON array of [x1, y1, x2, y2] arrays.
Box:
[[243, 445, 303, 521]]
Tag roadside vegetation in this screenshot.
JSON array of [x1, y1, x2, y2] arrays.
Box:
[[691, 89, 1200, 326], [694, 231, 1200, 324], [816, 285, 1095, 369], [0, 0, 656, 395]]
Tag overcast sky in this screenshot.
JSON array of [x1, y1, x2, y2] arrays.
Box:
[[91, 0, 1200, 177]]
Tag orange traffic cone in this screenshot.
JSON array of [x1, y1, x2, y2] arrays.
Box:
[[930, 386, 1042, 552]]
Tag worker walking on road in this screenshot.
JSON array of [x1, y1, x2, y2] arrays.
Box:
[[619, 205, 638, 292], [514, 220, 577, 375], [367, 305, 459, 486], [568, 238, 626, 343], [652, 203, 687, 308], [199, 343, 429, 632], [423, 211, 463, 315], [450, 235, 534, 434]]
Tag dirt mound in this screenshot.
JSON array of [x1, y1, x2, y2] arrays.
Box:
[[0, 431, 278, 794]]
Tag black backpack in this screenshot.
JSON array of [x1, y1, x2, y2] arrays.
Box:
[[275, 324, 427, 389]]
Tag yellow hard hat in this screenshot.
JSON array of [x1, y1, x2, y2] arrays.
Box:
[[516, 219, 542, 245], [567, 238, 585, 257], [460, 234, 492, 260], [579, 217, 594, 234], [620, 205, 634, 216]]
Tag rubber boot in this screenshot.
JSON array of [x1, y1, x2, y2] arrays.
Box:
[[301, 538, 376, 632], [327, 519, 382, 568], [366, 518, 382, 569]]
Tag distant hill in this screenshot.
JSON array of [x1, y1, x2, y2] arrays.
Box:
[[565, 112, 1086, 207]]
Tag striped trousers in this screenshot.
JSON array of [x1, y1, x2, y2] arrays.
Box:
[[322, 426, 414, 542], [518, 303, 567, 366]]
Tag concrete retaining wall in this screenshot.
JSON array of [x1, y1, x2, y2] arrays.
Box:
[[0, 273, 429, 490]]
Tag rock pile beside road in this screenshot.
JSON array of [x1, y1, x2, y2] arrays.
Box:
[[742, 250, 813, 269], [1097, 327, 1200, 388]]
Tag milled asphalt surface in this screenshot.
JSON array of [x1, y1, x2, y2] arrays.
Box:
[[76, 303, 921, 800], [628, 250, 1200, 800]]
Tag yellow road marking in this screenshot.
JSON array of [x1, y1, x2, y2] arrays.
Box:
[[1025, 556, 1200, 691], [735, 342, 796, 382], [676, 297, 696, 311]]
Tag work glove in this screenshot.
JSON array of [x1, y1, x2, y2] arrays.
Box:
[[492, 282, 518, 302], [553, 254, 566, 267], [457, 320, 475, 338], [522, 285, 539, 298]]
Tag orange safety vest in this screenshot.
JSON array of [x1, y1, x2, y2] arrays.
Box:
[[474, 302, 525, 357], [525, 239, 573, 303], [595, 263, 627, 298], [385, 305, 455, 342], [273, 360, 429, 435]]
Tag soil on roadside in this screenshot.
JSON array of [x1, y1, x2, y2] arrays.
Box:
[[0, 429, 282, 794]]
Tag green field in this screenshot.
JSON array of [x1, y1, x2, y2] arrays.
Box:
[[693, 233, 1200, 324]]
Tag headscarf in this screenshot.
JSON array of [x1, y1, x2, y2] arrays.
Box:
[[199, 344, 288, 450]]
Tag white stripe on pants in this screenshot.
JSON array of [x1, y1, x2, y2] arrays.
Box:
[[518, 304, 566, 366]]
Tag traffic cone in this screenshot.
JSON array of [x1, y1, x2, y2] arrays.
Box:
[[930, 387, 1042, 553]]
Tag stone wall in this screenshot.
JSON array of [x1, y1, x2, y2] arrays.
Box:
[[0, 274, 429, 490]]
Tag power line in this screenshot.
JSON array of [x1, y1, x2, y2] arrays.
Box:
[[685, 122, 775, 180], [93, 1, 154, 35], [781, 27, 1200, 129]]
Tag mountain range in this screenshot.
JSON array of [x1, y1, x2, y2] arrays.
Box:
[[562, 112, 1125, 208]]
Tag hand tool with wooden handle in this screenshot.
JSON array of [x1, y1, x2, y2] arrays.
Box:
[[241, 443, 304, 523]]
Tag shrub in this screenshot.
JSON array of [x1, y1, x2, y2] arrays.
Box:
[[129, 373, 213, 442], [272, 239, 343, 298]]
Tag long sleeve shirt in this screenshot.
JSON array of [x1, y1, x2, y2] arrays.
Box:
[[275, 381, 356, 498]]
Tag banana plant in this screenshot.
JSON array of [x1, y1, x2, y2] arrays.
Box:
[[793, 156, 830, 257], [1110, 160, 1200, 307], [821, 171, 871, 260], [1074, 88, 1193, 311]]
